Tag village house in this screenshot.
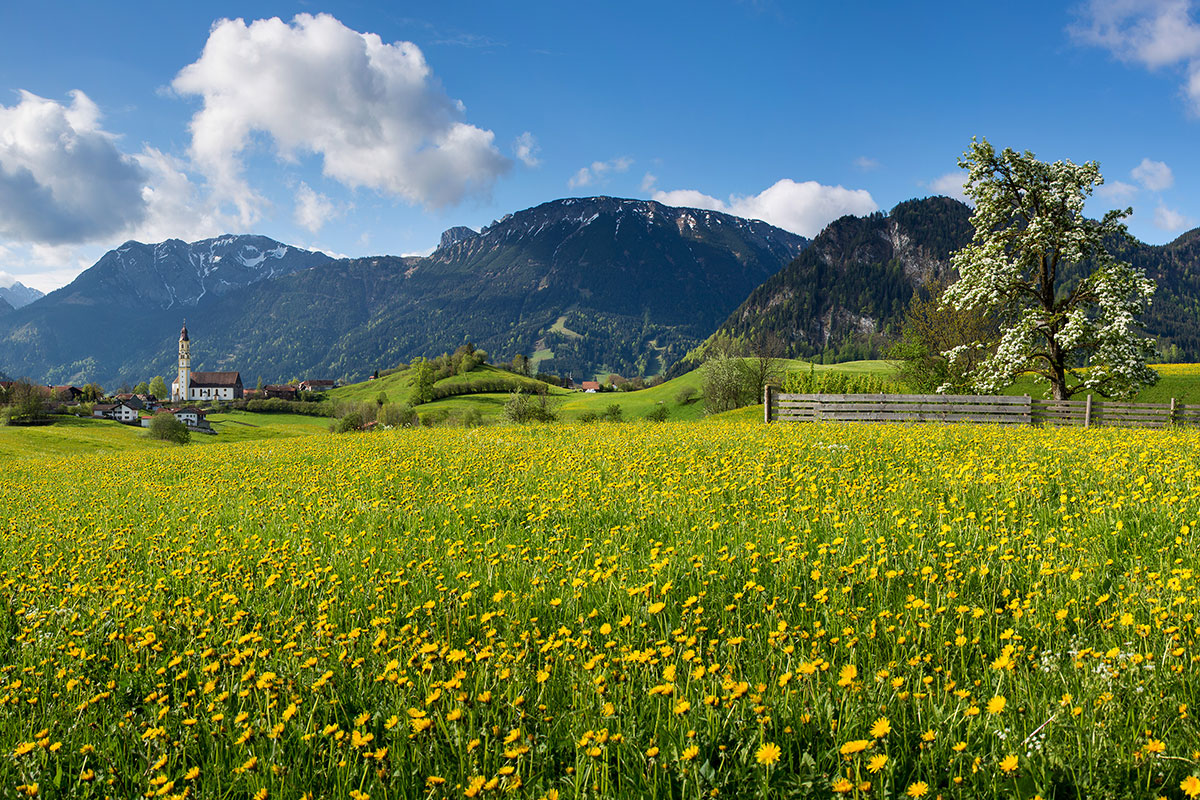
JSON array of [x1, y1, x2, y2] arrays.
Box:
[[581, 381, 601, 393], [263, 384, 298, 400], [172, 407, 210, 429], [170, 324, 243, 401], [93, 402, 140, 423], [299, 379, 335, 392]]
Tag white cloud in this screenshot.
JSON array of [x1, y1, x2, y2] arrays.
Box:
[[640, 172, 658, 192], [567, 157, 633, 189], [293, 183, 340, 234], [1154, 203, 1195, 230], [853, 155, 881, 171], [1071, 0, 1200, 111], [652, 179, 878, 238], [1132, 157, 1175, 190], [172, 13, 511, 219], [0, 270, 18, 289], [926, 171, 969, 202], [1096, 179, 1139, 202], [513, 132, 540, 167], [0, 91, 149, 244]]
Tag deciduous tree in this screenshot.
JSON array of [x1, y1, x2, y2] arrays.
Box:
[[944, 138, 1158, 400]]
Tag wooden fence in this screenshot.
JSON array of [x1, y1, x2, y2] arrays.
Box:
[[764, 387, 1200, 429]]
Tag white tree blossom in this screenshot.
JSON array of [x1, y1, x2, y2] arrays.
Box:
[[942, 139, 1158, 400]]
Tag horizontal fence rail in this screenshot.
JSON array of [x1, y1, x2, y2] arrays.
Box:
[[765, 387, 1197, 429]]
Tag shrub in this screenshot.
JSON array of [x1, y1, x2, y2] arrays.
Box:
[[579, 411, 600, 424], [603, 404, 623, 422], [502, 390, 557, 424], [460, 407, 483, 428], [378, 403, 418, 428], [148, 412, 190, 444], [331, 412, 365, 433], [645, 405, 670, 422], [675, 386, 698, 405], [420, 409, 450, 427]]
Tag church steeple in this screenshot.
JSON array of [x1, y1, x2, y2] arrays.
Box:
[[174, 321, 191, 402]]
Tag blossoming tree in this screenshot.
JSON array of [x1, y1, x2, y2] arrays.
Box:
[[943, 138, 1158, 400]]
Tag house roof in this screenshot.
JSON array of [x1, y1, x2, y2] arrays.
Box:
[[302, 379, 335, 386], [174, 407, 207, 416], [581, 381, 601, 390], [93, 404, 117, 411], [189, 371, 241, 387]]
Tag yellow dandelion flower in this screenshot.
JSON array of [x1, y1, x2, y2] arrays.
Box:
[[999, 754, 1018, 774], [867, 753, 888, 773], [869, 717, 891, 738], [906, 781, 929, 798], [680, 744, 700, 762], [831, 777, 854, 794], [755, 742, 781, 766], [1181, 775, 1200, 798], [986, 695, 1006, 715], [839, 739, 871, 756]]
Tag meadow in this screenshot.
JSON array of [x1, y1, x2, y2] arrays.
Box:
[[3, 420, 1200, 798]]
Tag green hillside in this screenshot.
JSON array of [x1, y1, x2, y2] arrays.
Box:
[[329, 363, 547, 404], [339, 358, 897, 424]]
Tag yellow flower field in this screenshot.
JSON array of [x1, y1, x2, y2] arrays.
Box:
[[3, 421, 1200, 798]]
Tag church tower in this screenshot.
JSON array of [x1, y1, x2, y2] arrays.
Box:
[[174, 323, 191, 402]]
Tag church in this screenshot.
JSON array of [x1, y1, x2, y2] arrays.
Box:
[[170, 324, 244, 402]]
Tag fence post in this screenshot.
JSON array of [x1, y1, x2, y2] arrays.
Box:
[[1084, 394, 1092, 428], [1023, 394, 1032, 426], [763, 385, 773, 424], [1171, 397, 1178, 426]]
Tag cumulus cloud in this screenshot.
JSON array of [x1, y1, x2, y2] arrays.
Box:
[[926, 171, 969, 202], [1154, 203, 1195, 230], [853, 155, 881, 171], [513, 132, 540, 167], [567, 156, 633, 189], [0, 91, 150, 244], [1132, 157, 1175, 190], [293, 183, 341, 234], [651, 179, 878, 238], [640, 172, 658, 192], [1096, 179, 1139, 202], [172, 13, 511, 219], [1071, 0, 1200, 111]]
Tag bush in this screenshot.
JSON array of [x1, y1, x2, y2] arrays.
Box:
[[645, 405, 670, 422], [331, 412, 365, 433], [420, 409, 450, 427], [378, 403, 418, 428], [675, 386, 698, 405], [234, 398, 333, 417], [603, 404, 623, 422], [502, 390, 558, 424], [460, 407, 483, 428], [579, 411, 600, 424], [148, 412, 190, 444]]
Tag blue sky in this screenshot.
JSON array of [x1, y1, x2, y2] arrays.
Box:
[[2, 0, 1199, 292]]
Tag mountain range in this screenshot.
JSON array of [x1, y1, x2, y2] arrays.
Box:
[[671, 196, 1200, 372], [0, 278, 43, 311], [0, 198, 805, 386], [4, 193, 1199, 389]]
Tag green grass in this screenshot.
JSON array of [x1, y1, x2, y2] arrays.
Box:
[[0, 410, 330, 461], [330, 364, 545, 405], [202, 411, 332, 443], [4, 422, 1200, 797]]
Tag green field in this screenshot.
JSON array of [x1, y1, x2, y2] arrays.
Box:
[[4, 420, 1200, 798]]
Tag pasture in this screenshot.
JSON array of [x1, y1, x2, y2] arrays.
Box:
[[2, 420, 1199, 797]]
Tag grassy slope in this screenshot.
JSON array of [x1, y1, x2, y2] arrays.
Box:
[[387, 358, 896, 422], [0, 411, 329, 462], [329, 364, 545, 404]]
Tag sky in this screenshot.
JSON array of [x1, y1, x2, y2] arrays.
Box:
[[2, 0, 1200, 292]]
